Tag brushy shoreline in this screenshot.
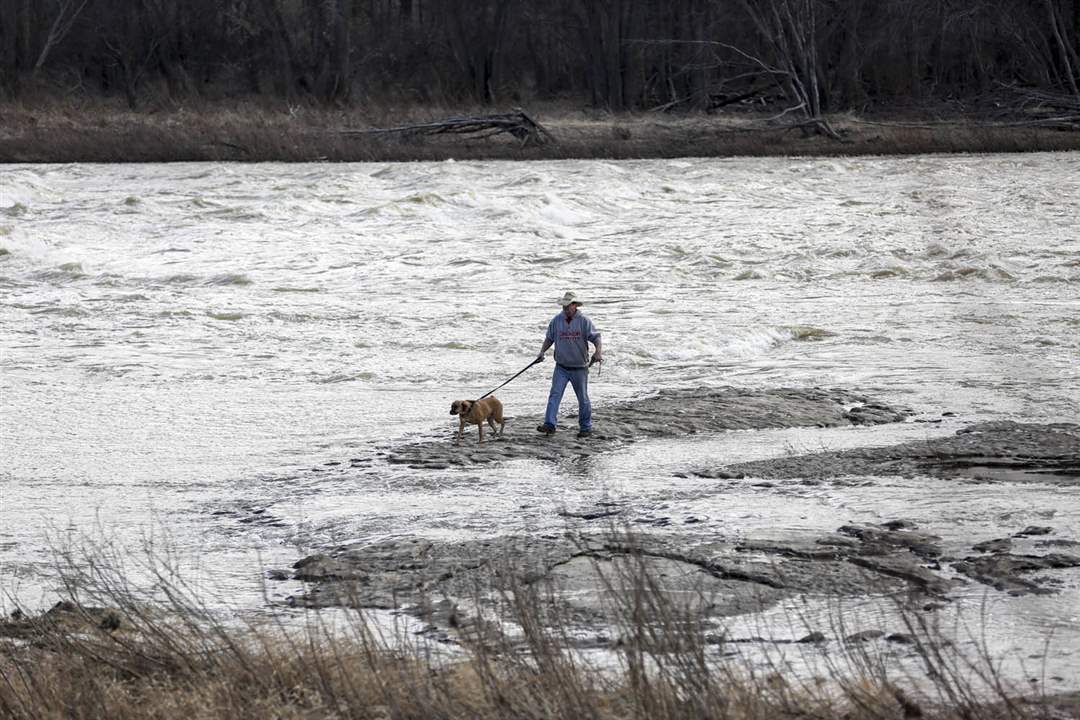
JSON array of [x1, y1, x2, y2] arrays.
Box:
[[2, 99, 1079, 163], [2, 534, 1079, 720]]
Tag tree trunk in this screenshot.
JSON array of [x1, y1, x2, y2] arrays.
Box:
[[442, 0, 512, 104], [270, 0, 303, 98], [579, 0, 624, 110], [579, 1, 604, 106], [17, 0, 31, 77], [1046, 0, 1080, 95], [736, 0, 840, 137], [143, 0, 192, 100], [692, 0, 709, 110], [323, 0, 351, 102], [482, 0, 512, 103], [0, 0, 20, 95]]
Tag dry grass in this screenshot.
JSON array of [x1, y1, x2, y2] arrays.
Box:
[[0, 534, 1070, 720], [1, 95, 1077, 163]]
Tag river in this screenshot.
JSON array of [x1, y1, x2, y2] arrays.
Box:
[[1, 154, 1078, 684]]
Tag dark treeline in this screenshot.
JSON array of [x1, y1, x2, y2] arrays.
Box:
[[1, 0, 1079, 116]]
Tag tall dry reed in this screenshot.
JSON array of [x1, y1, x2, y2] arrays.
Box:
[[0, 533, 1061, 720]]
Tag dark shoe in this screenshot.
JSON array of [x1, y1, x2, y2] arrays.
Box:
[[577, 429, 592, 439], [536, 424, 556, 435]]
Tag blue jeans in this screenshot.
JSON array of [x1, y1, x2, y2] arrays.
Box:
[[544, 364, 591, 431]]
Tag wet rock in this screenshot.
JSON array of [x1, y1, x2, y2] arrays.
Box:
[[797, 631, 827, 644], [1015, 526, 1054, 537], [880, 519, 919, 531], [386, 387, 910, 468], [0, 602, 124, 641], [279, 520, 1073, 639], [557, 506, 625, 521], [725, 636, 770, 644], [951, 552, 1080, 595], [843, 403, 907, 425], [845, 629, 885, 643], [700, 422, 1080, 483], [837, 524, 943, 559], [737, 539, 850, 561], [885, 633, 915, 644], [292, 553, 371, 582], [816, 534, 862, 549], [545, 553, 789, 620], [847, 555, 957, 596], [408, 598, 472, 631], [1036, 538, 1080, 549], [284, 521, 981, 641], [286, 534, 803, 626], [972, 538, 1012, 554]]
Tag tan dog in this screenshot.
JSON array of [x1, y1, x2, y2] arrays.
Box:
[[450, 397, 505, 444]]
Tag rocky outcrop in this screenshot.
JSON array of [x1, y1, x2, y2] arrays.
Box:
[[0, 601, 123, 641], [274, 394, 1080, 645], [695, 422, 1080, 484], [280, 508, 1080, 639], [952, 552, 1080, 595], [382, 387, 909, 469]]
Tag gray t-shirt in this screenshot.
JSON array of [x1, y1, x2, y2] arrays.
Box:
[[546, 312, 601, 368]]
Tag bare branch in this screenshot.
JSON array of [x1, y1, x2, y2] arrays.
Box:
[[32, 0, 90, 77]]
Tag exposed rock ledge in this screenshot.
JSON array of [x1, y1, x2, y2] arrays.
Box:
[[281, 520, 1079, 641], [282, 407, 1080, 640], [381, 387, 908, 469], [694, 421, 1080, 484]]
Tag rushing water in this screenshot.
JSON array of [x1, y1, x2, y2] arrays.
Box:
[[2, 154, 1079, 683]]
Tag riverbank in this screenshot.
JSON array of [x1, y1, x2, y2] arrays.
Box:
[[2, 98, 1078, 163]]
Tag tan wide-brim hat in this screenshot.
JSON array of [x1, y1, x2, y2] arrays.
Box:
[[557, 291, 583, 306]]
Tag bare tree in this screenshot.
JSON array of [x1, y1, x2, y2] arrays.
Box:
[[0, 1, 20, 95], [733, 0, 840, 137], [314, 0, 352, 102], [1044, 0, 1080, 95], [438, 0, 515, 104], [4, 0, 1079, 114], [577, 0, 628, 110], [31, 0, 87, 77]]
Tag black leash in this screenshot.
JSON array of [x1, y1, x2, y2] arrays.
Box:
[[476, 358, 543, 400]]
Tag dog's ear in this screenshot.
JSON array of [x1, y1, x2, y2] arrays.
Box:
[[460, 400, 472, 415]]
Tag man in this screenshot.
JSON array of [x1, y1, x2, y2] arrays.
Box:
[[535, 291, 603, 438]]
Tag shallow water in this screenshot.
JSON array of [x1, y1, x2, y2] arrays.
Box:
[[1, 154, 1078, 683]]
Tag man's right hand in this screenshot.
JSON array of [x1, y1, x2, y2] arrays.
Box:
[[535, 352, 545, 363]]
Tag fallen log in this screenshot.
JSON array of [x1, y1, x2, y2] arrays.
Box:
[[342, 108, 556, 147]]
